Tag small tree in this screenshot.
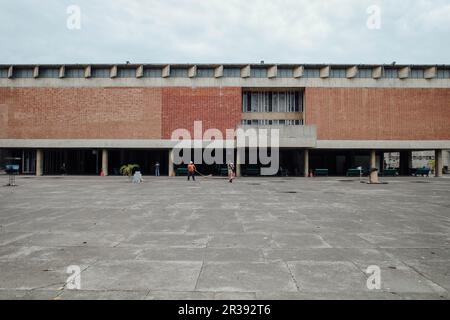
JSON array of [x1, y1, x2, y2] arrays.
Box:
[[120, 164, 140, 178]]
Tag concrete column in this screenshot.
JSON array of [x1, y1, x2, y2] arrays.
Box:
[[304, 149, 309, 177], [36, 149, 43, 176], [236, 148, 243, 177], [168, 149, 175, 177], [435, 149, 443, 177], [102, 149, 108, 176], [370, 150, 377, 169], [369, 150, 380, 183]]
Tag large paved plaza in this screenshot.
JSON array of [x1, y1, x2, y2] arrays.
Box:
[[0, 175, 449, 300]]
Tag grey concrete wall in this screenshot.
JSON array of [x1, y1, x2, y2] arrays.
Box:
[[1, 77, 449, 88], [1, 138, 450, 150]]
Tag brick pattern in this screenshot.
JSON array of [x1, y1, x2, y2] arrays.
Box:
[[2, 86, 449, 142], [161, 87, 242, 139], [305, 88, 450, 140], [0, 87, 162, 139]]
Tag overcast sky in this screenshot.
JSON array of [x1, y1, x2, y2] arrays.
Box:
[[1, 0, 449, 64]]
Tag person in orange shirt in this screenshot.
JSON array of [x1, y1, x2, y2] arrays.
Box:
[[187, 161, 196, 181]]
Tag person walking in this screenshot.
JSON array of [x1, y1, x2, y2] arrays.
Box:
[[187, 161, 196, 181], [154, 161, 160, 176], [227, 161, 235, 183]]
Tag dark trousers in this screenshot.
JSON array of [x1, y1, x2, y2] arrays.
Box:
[[187, 171, 195, 181]]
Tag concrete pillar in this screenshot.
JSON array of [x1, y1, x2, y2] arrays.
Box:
[[168, 149, 175, 177], [435, 149, 443, 177], [304, 149, 309, 177], [236, 148, 242, 177], [370, 150, 377, 169], [36, 149, 43, 176], [399, 151, 412, 176], [101, 149, 108, 176], [369, 150, 380, 183]]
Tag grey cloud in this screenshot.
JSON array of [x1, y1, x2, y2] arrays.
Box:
[[0, 0, 449, 64]]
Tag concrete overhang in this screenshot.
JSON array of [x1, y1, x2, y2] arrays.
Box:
[[316, 140, 450, 150], [1, 138, 449, 150], [236, 125, 317, 148], [346, 66, 358, 79], [293, 66, 304, 78]]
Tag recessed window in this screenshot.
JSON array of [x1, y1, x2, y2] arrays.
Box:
[[277, 68, 293, 78], [243, 91, 303, 113], [144, 68, 162, 77], [241, 119, 302, 126], [197, 68, 214, 77], [65, 68, 85, 78], [437, 69, 450, 78], [330, 69, 346, 78], [39, 68, 60, 78], [410, 69, 424, 79], [357, 68, 372, 78], [384, 68, 398, 78], [223, 67, 241, 77], [92, 68, 110, 78], [0, 68, 8, 78], [303, 68, 320, 78], [171, 68, 188, 77], [250, 68, 267, 78], [117, 68, 135, 78], [13, 68, 33, 78]]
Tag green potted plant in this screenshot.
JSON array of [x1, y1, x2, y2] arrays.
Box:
[[119, 164, 140, 178]]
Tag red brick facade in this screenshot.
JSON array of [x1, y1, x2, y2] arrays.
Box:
[[1, 86, 449, 141], [305, 88, 450, 140], [0, 87, 162, 139], [0, 87, 243, 140], [161, 87, 242, 139]]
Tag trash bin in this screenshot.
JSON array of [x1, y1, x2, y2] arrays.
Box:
[[5, 164, 20, 186], [369, 167, 379, 184]]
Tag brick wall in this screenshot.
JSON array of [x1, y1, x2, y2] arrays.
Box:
[[2, 86, 449, 142], [305, 88, 450, 140], [0, 87, 162, 139], [161, 87, 242, 139]]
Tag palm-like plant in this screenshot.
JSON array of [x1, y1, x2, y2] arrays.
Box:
[[120, 164, 140, 177]]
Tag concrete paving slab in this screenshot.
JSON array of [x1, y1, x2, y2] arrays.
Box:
[[272, 234, 331, 249], [195, 262, 298, 292], [214, 292, 257, 300], [0, 245, 142, 263], [287, 261, 368, 292], [137, 247, 205, 261], [204, 248, 265, 262], [207, 234, 275, 249], [57, 289, 148, 300], [255, 291, 405, 300], [145, 290, 215, 300], [382, 248, 450, 262], [80, 260, 202, 291], [358, 232, 450, 248], [8, 231, 126, 248], [263, 248, 346, 262], [0, 259, 88, 290], [1, 175, 449, 299], [119, 232, 210, 248], [0, 289, 60, 300], [401, 260, 450, 291]]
